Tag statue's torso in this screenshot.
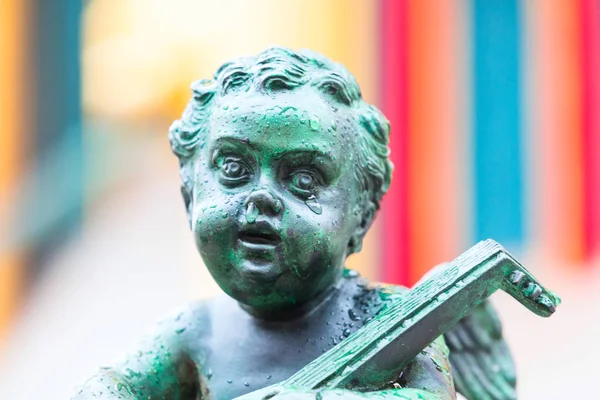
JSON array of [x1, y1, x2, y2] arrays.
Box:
[[183, 276, 392, 400]]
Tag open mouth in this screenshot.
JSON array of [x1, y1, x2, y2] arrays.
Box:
[[239, 232, 280, 245], [238, 225, 281, 247]]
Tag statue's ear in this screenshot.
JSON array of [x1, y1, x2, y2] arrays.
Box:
[[348, 199, 376, 255], [180, 184, 193, 229]]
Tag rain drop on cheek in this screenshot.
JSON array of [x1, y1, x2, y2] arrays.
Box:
[[305, 195, 322, 215]]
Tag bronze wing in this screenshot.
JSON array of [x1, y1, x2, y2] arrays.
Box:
[[444, 300, 517, 400]]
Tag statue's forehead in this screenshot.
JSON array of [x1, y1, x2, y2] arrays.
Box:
[[206, 90, 359, 163], [209, 89, 358, 146], [212, 88, 337, 122]]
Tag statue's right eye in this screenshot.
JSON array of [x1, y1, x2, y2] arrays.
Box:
[[218, 157, 251, 185], [223, 160, 243, 177]]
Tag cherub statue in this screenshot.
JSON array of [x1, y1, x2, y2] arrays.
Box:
[[73, 48, 555, 400]]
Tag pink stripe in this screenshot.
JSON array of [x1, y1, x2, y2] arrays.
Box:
[[581, 0, 600, 259], [380, 0, 410, 286]]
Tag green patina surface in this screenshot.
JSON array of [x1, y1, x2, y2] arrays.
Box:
[[73, 47, 559, 400]]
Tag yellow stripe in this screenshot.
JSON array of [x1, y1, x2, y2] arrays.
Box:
[[0, 0, 29, 342]]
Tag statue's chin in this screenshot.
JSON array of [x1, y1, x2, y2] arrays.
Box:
[[224, 284, 319, 320]]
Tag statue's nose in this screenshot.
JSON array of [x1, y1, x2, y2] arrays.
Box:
[[244, 188, 283, 218]]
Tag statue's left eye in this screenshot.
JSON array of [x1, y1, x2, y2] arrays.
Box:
[[289, 170, 320, 197], [292, 172, 314, 190]]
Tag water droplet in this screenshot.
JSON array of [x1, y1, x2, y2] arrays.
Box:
[[245, 202, 258, 223], [305, 195, 322, 214], [227, 379, 233, 384], [175, 327, 186, 334], [309, 116, 320, 131], [348, 309, 361, 321], [207, 369, 213, 380], [244, 382, 250, 387], [273, 199, 282, 213], [266, 375, 272, 380], [343, 328, 351, 337], [431, 357, 443, 372]]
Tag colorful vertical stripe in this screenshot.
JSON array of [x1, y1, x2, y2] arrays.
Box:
[[0, 0, 30, 341], [381, 0, 410, 285], [380, 0, 599, 284], [406, 0, 467, 284], [581, 0, 600, 259], [382, 0, 470, 286], [472, 0, 524, 245], [524, 0, 585, 261]]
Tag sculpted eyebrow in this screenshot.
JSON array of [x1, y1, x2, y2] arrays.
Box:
[[210, 137, 255, 155], [210, 138, 257, 165], [274, 149, 333, 163], [278, 150, 340, 183], [212, 136, 253, 149]]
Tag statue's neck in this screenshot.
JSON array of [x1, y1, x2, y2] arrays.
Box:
[[238, 279, 343, 322]]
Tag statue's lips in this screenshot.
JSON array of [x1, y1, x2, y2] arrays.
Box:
[[238, 224, 281, 249], [236, 224, 282, 280]]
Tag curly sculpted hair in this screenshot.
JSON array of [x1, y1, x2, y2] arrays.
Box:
[[168, 47, 393, 212]]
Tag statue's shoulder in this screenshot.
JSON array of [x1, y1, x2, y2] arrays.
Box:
[[151, 299, 213, 348], [365, 278, 410, 300], [341, 271, 409, 315]]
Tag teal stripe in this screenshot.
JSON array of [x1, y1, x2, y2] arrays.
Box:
[[471, 0, 524, 244], [30, 0, 83, 272]]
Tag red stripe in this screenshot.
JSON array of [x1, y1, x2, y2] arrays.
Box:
[[581, 0, 600, 259], [380, 0, 410, 285]]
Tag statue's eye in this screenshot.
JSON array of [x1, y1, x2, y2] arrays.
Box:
[[293, 172, 313, 190], [219, 158, 250, 185], [223, 160, 243, 177], [289, 170, 320, 196]]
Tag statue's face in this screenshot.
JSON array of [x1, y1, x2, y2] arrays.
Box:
[[190, 87, 364, 313]]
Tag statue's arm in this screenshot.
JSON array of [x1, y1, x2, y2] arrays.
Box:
[[316, 335, 455, 399], [336, 335, 455, 399], [72, 309, 201, 399], [261, 336, 455, 400]]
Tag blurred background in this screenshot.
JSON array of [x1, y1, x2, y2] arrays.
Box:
[[1, 0, 599, 398]]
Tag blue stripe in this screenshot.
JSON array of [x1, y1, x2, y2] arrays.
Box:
[[29, 0, 83, 271], [471, 0, 524, 244]]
